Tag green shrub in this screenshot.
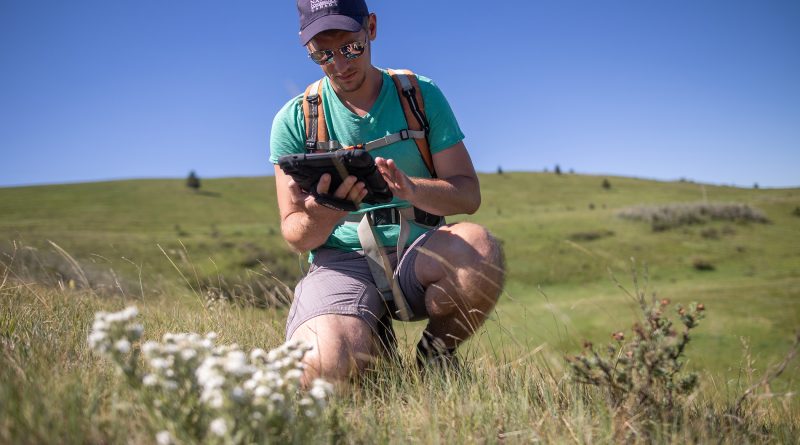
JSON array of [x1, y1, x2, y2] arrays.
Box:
[[567, 279, 706, 440], [692, 257, 715, 271]]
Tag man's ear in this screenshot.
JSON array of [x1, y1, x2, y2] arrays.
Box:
[[367, 13, 377, 41]]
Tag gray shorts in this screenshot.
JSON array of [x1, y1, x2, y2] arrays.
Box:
[[285, 230, 434, 341]]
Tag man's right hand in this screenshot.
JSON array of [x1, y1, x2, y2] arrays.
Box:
[[276, 166, 370, 252], [287, 173, 368, 214]]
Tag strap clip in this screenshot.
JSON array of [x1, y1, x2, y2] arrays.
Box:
[[399, 129, 410, 141]]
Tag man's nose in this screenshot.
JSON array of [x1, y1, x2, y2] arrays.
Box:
[[332, 52, 351, 72]]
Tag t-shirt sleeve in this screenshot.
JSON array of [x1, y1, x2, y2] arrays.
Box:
[[417, 75, 465, 154], [269, 94, 306, 164]]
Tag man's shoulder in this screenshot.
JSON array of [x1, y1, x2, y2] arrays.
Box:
[[274, 93, 305, 121], [383, 68, 435, 86], [382, 68, 447, 103], [269, 93, 307, 163]]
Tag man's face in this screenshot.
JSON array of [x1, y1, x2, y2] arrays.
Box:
[[306, 16, 375, 94]]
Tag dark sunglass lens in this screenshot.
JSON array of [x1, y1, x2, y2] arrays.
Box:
[[343, 42, 366, 59], [310, 50, 334, 65]]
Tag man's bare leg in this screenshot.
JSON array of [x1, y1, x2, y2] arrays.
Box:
[[413, 222, 504, 359], [289, 314, 378, 387]]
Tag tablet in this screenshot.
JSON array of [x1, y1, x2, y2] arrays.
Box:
[[277, 150, 393, 205]]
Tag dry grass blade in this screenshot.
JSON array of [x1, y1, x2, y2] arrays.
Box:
[[47, 240, 90, 290], [157, 244, 208, 316], [735, 330, 800, 413]]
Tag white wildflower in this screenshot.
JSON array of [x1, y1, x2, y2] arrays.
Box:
[[254, 385, 271, 398], [209, 418, 228, 437], [223, 351, 250, 376], [231, 386, 245, 402], [285, 369, 303, 381], [87, 331, 108, 351], [91, 319, 109, 332], [126, 323, 144, 337], [207, 392, 224, 408], [250, 348, 267, 361], [142, 374, 158, 387], [155, 430, 173, 445], [180, 348, 197, 361], [142, 341, 159, 355], [149, 358, 168, 370], [123, 306, 139, 319], [310, 386, 327, 401], [114, 339, 131, 354]]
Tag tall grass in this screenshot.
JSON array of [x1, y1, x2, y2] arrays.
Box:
[[2, 263, 798, 443]]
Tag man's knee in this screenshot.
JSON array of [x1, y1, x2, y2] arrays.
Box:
[[452, 222, 504, 269], [289, 314, 376, 384], [417, 222, 505, 306], [421, 222, 504, 277]]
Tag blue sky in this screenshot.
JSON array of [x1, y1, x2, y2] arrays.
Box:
[[1, 0, 798, 188]]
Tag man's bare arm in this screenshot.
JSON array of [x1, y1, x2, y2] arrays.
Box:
[[274, 165, 367, 252], [375, 141, 480, 216]]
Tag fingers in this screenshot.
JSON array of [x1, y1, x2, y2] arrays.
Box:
[[316, 173, 367, 203], [315, 173, 332, 195], [287, 179, 306, 204], [375, 157, 398, 185], [375, 157, 395, 177]]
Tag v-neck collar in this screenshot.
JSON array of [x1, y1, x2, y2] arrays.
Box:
[[325, 70, 390, 120]]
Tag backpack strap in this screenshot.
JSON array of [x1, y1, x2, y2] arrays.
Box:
[[302, 79, 331, 152], [387, 69, 436, 178]]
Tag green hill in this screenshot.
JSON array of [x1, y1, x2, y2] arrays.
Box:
[[1, 173, 799, 382]]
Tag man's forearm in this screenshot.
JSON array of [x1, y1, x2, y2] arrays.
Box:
[[408, 175, 481, 216], [281, 210, 342, 253]]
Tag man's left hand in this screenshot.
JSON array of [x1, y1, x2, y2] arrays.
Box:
[[375, 157, 417, 203]]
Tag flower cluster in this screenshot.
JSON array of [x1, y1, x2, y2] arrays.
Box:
[[141, 332, 217, 393], [88, 307, 333, 444], [196, 340, 333, 441], [87, 307, 143, 377]]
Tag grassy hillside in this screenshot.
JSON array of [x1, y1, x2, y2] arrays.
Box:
[[1, 173, 799, 385], [2, 172, 799, 443]]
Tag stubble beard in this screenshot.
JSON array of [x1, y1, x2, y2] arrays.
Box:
[[332, 70, 367, 94]]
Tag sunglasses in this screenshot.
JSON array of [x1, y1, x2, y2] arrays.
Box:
[[308, 36, 368, 65]]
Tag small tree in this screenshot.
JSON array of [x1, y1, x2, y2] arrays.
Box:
[[497, 165, 504, 175], [602, 178, 611, 190], [554, 164, 562, 175], [187, 171, 201, 191]]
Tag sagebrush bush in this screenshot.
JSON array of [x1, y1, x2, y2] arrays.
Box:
[[617, 202, 769, 231]]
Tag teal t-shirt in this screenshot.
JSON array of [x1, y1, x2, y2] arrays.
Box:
[[269, 68, 465, 251]]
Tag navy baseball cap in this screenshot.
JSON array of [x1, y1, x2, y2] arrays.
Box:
[[297, 0, 369, 46]]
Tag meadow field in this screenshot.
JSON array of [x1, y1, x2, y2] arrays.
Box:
[[1, 172, 798, 443]]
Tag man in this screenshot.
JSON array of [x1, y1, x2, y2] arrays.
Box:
[[269, 0, 504, 384]]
